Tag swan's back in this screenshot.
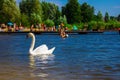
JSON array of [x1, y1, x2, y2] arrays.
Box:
[[32, 44, 55, 55]]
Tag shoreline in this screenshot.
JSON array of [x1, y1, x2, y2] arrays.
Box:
[[0, 30, 120, 35], [0, 31, 104, 35]]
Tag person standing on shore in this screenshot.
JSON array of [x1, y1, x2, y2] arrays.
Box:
[[30, 24, 34, 32]]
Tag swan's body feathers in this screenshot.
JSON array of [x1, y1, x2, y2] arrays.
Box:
[[32, 44, 55, 55], [33, 44, 48, 53]]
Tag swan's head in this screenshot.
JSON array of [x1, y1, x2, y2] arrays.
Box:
[[26, 33, 34, 38]]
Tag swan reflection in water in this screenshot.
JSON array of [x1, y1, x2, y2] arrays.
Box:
[[29, 54, 55, 78]]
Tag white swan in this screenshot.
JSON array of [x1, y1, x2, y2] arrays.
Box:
[[27, 33, 55, 55]]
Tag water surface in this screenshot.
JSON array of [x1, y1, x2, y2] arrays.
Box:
[[0, 34, 120, 80]]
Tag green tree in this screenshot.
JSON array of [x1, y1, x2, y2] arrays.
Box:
[[81, 2, 94, 23], [96, 11, 103, 21], [117, 14, 120, 21], [62, 6, 66, 16], [97, 21, 105, 30], [41, 1, 61, 25], [58, 15, 67, 25], [0, 0, 20, 23], [44, 19, 54, 27], [104, 12, 110, 22], [31, 13, 42, 24], [106, 20, 120, 29], [20, 13, 30, 27], [63, 0, 81, 24], [20, 0, 42, 25], [110, 16, 116, 21], [88, 21, 97, 31]]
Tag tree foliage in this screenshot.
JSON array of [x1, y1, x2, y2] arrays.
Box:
[[41, 1, 61, 24], [104, 12, 110, 22], [58, 15, 67, 25], [96, 11, 103, 21], [20, 13, 30, 27], [63, 0, 81, 24], [44, 19, 54, 27], [88, 21, 97, 30], [117, 14, 120, 21], [0, 0, 119, 30], [0, 0, 20, 23], [81, 2, 94, 23], [19, 0, 42, 25]]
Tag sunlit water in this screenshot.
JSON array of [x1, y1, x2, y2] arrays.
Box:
[[0, 33, 120, 80]]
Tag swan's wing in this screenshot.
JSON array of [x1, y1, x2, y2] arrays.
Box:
[[33, 44, 48, 54]]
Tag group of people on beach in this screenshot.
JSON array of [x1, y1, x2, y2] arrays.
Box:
[[0, 23, 24, 32], [0, 22, 68, 38], [30, 22, 68, 38]]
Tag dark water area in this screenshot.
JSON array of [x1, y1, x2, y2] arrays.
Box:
[[0, 33, 120, 80]]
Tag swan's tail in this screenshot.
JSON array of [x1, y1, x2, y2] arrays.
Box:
[[49, 47, 55, 54]]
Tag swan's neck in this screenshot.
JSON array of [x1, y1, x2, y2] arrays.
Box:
[[29, 35, 35, 54]]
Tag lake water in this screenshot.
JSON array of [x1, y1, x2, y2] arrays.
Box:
[[0, 33, 120, 80]]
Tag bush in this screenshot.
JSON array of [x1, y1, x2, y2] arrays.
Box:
[[44, 19, 54, 27], [65, 24, 72, 30], [105, 20, 120, 30], [113, 21, 120, 28], [88, 21, 97, 31], [97, 21, 105, 30], [116, 22, 120, 28]]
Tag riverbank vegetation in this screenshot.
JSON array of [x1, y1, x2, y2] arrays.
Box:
[[0, 0, 120, 32]]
